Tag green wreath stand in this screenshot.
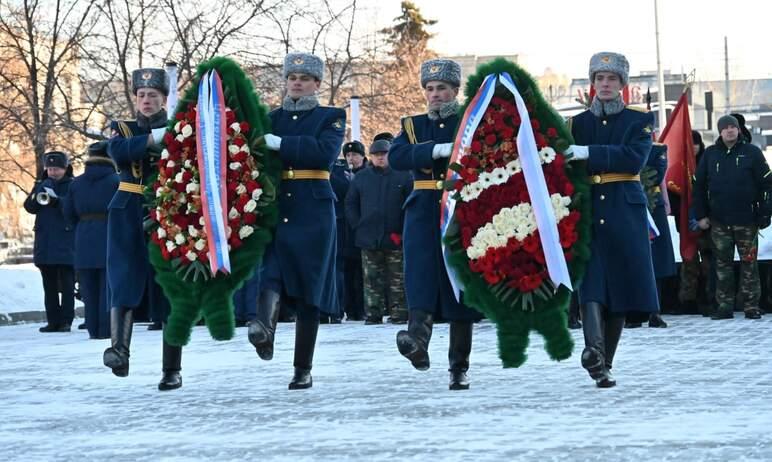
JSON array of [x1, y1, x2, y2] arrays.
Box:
[[144, 56, 280, 346], [444, 58, 592, 367]]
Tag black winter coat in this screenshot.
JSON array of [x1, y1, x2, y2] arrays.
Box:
[[693, 139, 772, 225], [345, 166, 412, 250]]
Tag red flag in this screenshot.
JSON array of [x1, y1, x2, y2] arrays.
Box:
[[660, 92, 698, 260]]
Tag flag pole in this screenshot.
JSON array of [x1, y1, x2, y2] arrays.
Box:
[[654, 0, 667, 135]]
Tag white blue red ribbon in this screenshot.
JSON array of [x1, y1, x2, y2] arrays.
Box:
[[196, 70, 231, 275], [441, 74, 497, 301]]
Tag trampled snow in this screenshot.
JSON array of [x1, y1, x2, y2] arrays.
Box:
[[1, 315, 771, 461]]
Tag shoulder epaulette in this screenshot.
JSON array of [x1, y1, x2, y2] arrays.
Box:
[[626, 105, 649, 113]]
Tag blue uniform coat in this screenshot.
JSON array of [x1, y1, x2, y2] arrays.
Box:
[[646, 144, 676, 279], [24, 176, 74, 266], [571, 107, 659, 314], [106, 119, 168, 310], [388, 113, 479, 321], [62, 158, 119, 270], [260, 105, 345, 314]]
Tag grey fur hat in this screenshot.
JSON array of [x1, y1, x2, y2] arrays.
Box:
[[132, 68, 169, 95], [589, 52, 629, 85], [420, 59, 461, 88], [283, 52, 324, 81]]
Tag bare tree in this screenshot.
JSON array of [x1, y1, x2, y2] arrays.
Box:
[[0, 0, 99, 186]]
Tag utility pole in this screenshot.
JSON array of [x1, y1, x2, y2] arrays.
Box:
[[654, 0, 667, 132], [724, 36, 731, 113]]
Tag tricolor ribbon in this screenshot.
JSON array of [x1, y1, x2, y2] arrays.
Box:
[[196, 70, 231, 275], [441, 72, 573, 300]]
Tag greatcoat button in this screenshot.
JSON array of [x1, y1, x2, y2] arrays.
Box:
[[600, 195, 605, 200], [599, 219, 605, 224], [283, 218, 289, 223], [602, 120, 607, 125], [439, 123, 445, 128], [292, 115, 298, 120]]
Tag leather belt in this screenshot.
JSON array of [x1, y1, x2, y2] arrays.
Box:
[[588, 173, 641, 185], [118, 182, 144, 194], [281, 170, 330, 180], [79, 213, 107, 221], [414, 180, 445, 190]]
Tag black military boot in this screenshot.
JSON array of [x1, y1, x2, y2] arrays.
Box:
[[248, 289, 281, 360], [158, 339, 183, 391], [601, 315, 625, 388], [448, 321, 473, 390], [288, 312, 319, 390], [396, 310, 434, 371], [103, 307, 133, 377], [580, 302, 613, 387], [648, 312, 668, 327]]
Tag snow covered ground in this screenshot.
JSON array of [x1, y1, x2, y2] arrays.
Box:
[[1, 315, 771, 461]]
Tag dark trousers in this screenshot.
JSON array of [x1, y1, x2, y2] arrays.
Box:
[[234, 269, 260, 322], [38, 264, 75, 327], [343, 255, 364, 318], [79, 268, 110, 338]]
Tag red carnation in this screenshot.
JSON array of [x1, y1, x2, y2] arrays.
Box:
[[240, 121, 250, 133], [484, 134, 497, 146], [546, 127, 558, 138], [390, 233, 402, 246], [243, 213, 257, 225]]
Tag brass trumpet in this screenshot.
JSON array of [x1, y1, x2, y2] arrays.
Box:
[[36, 191, 51, 205]]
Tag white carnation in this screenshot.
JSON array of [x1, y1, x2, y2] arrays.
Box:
[[244, 199, 257, 213], [185, 250, 197, 261], [229, 162, 242, 171], [181, 124, 193, 138], [228, 207, 239, 220], [188, 225, 199, 238], [230, 122, 241, 133], [236, 184, 247, 195], [174, 233, 185, 245], [186, 182, 199, 194], [165, 240, 176, 252], [194, 239, 206, 251], [161, 149, 170, 160], [157, 227, 167, 239], [239, 226, 254, 239], [251, 189, 263, 201]]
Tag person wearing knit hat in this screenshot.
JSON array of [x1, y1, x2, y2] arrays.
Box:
[[248, 52, 346, 390], [104, 63, 176, 388], [61, 141, 119, 340], [564, 51, 659, 388], [388, 57, 480, 391], [693, 113, 772, 321], [24, 151, 76, 333]]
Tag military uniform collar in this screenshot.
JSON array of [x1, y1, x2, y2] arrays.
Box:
[[136, 109, 168, 130], [282, 95, 319, 112], [427, 100, 460, 121], [589, 95, 625, 118]]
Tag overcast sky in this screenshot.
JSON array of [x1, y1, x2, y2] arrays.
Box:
[[357, 0, 771, 81]]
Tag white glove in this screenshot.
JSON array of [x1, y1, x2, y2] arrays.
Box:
[[432, 143, 453, 159], [565, 145, 589, 161], [151, 127, 166, 145], [264, 134, 282, 151]]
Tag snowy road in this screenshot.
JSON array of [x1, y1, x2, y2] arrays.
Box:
[[1, 316, 771, 461]]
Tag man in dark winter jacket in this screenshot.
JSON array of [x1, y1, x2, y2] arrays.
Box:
[[62, 142, 119, 339], [693, 114, 772, 320], [340, 141, 367, 321], [24, 151, 76, 332], [345, 138, 412, 324]]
